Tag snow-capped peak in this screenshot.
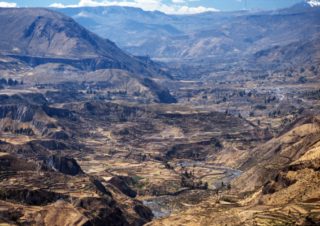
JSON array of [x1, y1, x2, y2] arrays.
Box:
[[307, 0, 320, 7]]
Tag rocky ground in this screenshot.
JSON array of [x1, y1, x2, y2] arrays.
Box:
[[0, 71, 319, 225], [0, 4, 319, 226]]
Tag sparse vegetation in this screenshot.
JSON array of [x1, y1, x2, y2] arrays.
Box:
[[0, 3, 319, 226], [0, 77, 20, 86]]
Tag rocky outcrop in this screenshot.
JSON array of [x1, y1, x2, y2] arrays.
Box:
[[141, 78, 177, 104], [109, 176, 137, 198], [48, 131, 69, 140], [42, 155, 83, 176], [42, 105, 77, 121], [133, 203, 154, 221], [287, 159, 320, 171], [0, 105, 36, 122], [262, 172, 296, 195], [90, 177, 113, 197], [74, 196, 130, 226]]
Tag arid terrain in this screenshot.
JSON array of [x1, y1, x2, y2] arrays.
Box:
[[0, 1, 320, 226]]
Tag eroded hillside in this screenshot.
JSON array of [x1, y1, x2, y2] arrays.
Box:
[[150, 117, 320, 226], [0, 3, 320, 226]]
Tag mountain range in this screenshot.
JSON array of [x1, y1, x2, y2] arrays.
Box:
[[55, 2, 320, 79], [55, 2, 320, 59], [0, 2, 319, 226]]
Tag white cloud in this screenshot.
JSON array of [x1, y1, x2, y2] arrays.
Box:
[[50, 3, 66, 8], [172, 0, 185, 4], [176, 5, 216, 14], [307, 0, 320, 7], [49, 0, 219, 14], [0, 1, 17, 7]]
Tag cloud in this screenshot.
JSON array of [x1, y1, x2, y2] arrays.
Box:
[[172, 0, 185, 3], [307, 0, 320, 7], [50, 3, 66, 8], [50, 0, 219, 14], [0, 1, 17, 7]]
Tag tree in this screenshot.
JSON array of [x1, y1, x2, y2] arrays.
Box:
[[204, 182, 208, 190], [7, 78, 14, 86], [239, 90, 245, 97], [298, 76, 307, 84], [0, 78, 7, 85]]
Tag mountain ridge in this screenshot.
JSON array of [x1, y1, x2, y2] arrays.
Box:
[[55, 4, 320, 62], [0, 8, 171, 78], [0, 7, 177, 103]]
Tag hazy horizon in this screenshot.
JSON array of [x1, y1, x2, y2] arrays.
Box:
[[0, 0, 307, 14]]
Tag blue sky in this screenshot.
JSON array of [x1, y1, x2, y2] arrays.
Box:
[[0, 0, 306, 13]]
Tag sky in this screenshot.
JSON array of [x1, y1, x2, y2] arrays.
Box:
[[0, 0, 308, 14]]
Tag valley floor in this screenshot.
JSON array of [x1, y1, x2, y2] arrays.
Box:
[[0, 77, 320, 225]]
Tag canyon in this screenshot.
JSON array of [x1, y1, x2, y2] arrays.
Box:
[[0, 1, 320, 225]]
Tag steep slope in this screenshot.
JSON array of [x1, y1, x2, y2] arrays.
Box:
[[0, 92, 158, 226], [0, 8, 171, 76], [0, 152, 153, 226], [149, 115, 320, 226], [233, 115, 320, 195], [0, 8, 176, 103]]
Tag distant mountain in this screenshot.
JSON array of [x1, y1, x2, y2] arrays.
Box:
[[55, 4, 320, 60], [55, 6, 245, 57], [283, 0, 320, 12], [55, 5, 320, 80], [0, 8, 177, 103], [254, 38, 320, 66], [0, 8, 170, 77]]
